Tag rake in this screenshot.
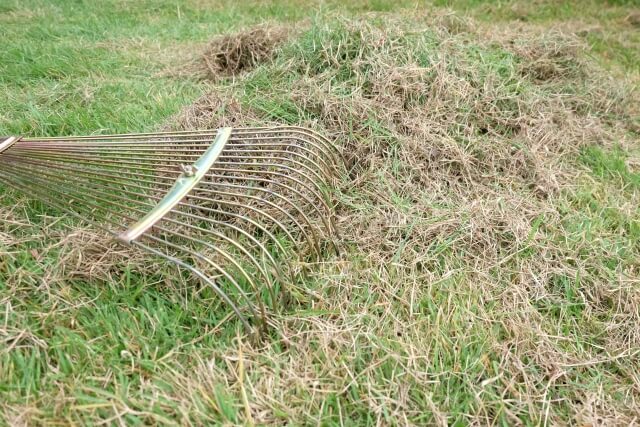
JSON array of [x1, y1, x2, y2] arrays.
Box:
[[0, 127, 341, 335]]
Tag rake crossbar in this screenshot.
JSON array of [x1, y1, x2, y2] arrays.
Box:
[[0, 127, 341, 335], [118, 127, 233, 243], [0, 136, 21, 154]]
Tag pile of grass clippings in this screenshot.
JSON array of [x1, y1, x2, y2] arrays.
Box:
[[163, 13, 640, 425]]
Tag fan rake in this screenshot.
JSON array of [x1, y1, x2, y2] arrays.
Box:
[[0, 127, 341, 335]]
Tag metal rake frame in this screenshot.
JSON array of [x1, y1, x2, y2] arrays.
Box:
[[0, 126, 341, 335]]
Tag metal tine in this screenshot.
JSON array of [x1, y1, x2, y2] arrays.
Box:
[[196, 179, 328, 243], [163, 206, 285, 291], [19, 128, 340, 174], [183, 187, 320, 257], [7, 149, 338, 244], [138, 233, 265, 325], [9, 152, 334, 223], [4, 156, 288, 288], [0, 163, 263, 325], [10, 148, 329, 188], [24, 141, 337, 183], [22, 126, 343, 169], [231, 128, 342, 170], [168, 203, 292, 283], [12, 150, 334, 224], [200, 175, 339, 248], [6, 160, 272, 310], [221, 147, 333, 182], [21, 136, 335, 165], [131, 240, 254, 335], [174, 196, 294, 255], [2, 150, 183, 175], [206, 166, 337, 236], [227, 136, 337, 175]]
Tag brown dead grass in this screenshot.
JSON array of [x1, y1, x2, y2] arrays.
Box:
[[197, 24, 290, 79]]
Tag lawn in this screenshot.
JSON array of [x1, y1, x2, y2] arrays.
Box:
[[1, 0, 639, 425]]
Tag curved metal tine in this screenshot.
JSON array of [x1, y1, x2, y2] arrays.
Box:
[[13, 162, 275, 312], [20, 151, 331, 237], [131, 240, 255, 336], [185, 187, 320, 257], [27, 126, 342, 163], [169, 205, 291, 285], [220, 147, 334, 183], [161, 209, 280, 301], [22, 136, 337, 176], [13, 153, 331, 225], [0, 163, 267, 326], [214, 160, 329, 202], [204, 173, 337, 243], [225, 138, 336, 178], [26, 136, 336, 169], [175, 196, 296, 260], [147, 220, 275, 315], [5, 144, 338, 242], [18, 137, 208, 148], [139, 233, 263, 326], [227, 136, 337, 178], [14, 148, 330, 185], [197, 178, 328, 243], [13, 150, 330, 187], [232, 127, 342, 168], [208, 165, 334, 221], [1, 161, 286, 289], [268, 127, 343, 165], [11, 150, 333, 196], [11, 145, 332, 188], [218, 153, 326, 185]]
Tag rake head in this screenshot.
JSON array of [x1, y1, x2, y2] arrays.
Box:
[[0, 127, 341, 335]]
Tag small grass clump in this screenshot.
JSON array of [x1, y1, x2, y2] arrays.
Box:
[[197, 24, 290, 79]]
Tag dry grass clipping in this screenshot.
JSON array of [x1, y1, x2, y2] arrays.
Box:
[[199, 24, 289, 79]]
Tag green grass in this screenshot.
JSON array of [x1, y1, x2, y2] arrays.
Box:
[[1, 0, 640, 424]]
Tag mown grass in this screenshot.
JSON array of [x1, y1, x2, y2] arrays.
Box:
[[1, 0, 639, 425]]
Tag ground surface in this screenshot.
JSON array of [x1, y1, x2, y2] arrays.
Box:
[[1, 0, 639, 425]]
